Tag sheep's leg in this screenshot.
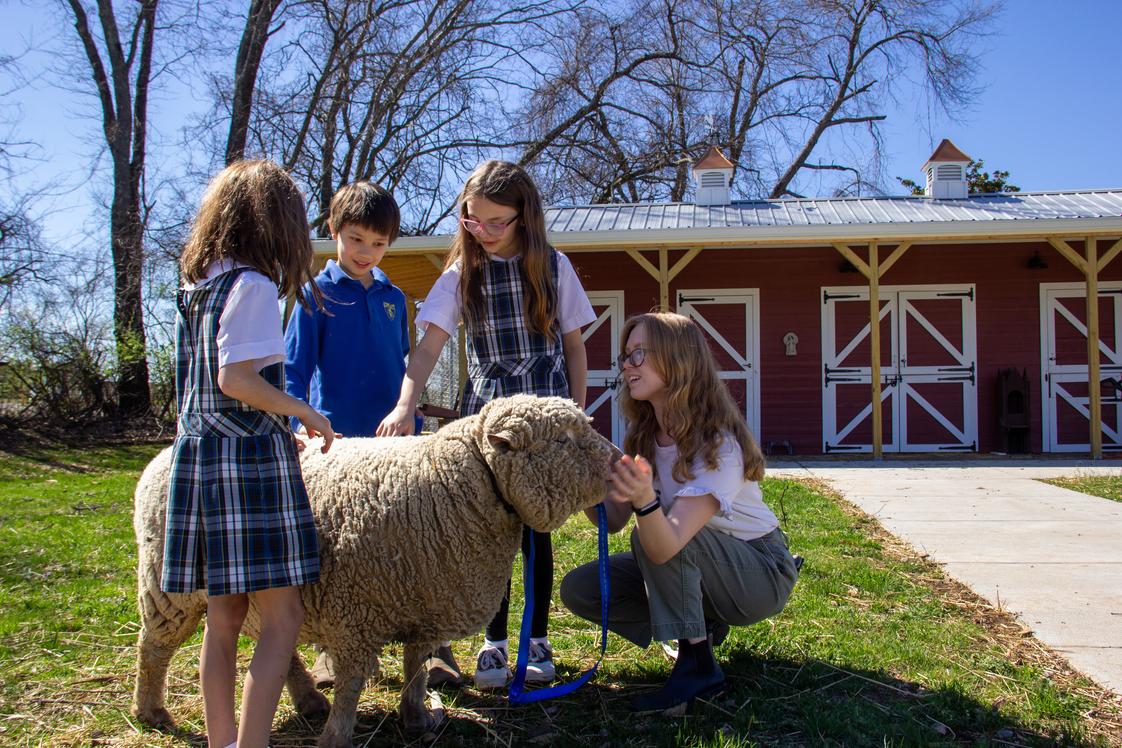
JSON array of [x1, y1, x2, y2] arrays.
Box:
[[400, 642, 444, 735], [132, 594, 205, 729], [316, 649, 376, 748], [286, 652, 329, 720]]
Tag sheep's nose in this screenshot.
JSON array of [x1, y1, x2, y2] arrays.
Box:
[[591, 431, 623, 465]]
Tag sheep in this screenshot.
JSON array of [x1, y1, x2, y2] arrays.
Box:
[[131, 394, 616, 748]]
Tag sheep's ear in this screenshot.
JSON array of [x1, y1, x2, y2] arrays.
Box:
[[488, 432, 515, 452], [485, 419, 532, 451], [480, 397, 535, 451]]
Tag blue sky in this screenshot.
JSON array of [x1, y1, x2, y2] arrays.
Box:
[[3, 0, 1121, 246], [881, 1, 1122, 192]]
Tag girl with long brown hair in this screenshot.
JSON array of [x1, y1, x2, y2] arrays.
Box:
[[166, 160, 335, 747], [378, 160, 595, 689], [561, 312, 798, 713]]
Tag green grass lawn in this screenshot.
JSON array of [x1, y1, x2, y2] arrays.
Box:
[[1, 444, 1120, 747], [1044, 475, 1122, 504]]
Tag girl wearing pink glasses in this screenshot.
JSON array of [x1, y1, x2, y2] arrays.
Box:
[[378, 160, 595, 690]]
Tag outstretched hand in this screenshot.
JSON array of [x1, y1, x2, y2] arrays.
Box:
[[299, 408, 338, 453], [376, 405, 416, 437]]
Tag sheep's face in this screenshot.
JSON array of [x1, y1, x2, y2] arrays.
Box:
[[478, 395, 616, 531]]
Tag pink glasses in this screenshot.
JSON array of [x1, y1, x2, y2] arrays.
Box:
[[460, 214, 519, 237]]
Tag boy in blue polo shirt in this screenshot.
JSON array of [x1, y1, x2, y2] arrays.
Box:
[[285, 181, 441, 686], [285, 181, 419, 438]]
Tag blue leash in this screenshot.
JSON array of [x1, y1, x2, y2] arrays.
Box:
[[508, 503, 610, 704]]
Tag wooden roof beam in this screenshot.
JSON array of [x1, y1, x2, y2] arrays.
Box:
[[667, 246, 703, 282], [1047, 237, 1088, 273], [832, 243, 872, 280], [626, 248, 661, 281], [1096, 237, 1122, 273], [877, 242, 912, 277]]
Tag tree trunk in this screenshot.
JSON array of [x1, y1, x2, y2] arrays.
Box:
[[67, 0, 156, 417], [225, 0, 284, 164], [110, 174, 150, 416]]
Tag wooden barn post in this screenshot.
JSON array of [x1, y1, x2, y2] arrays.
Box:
[[1045, 235, 1122, 459], [832, 241, 912, 458]]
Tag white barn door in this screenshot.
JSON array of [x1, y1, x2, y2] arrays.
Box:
[[1040, 282, 1122, 452], [676, 289, 761, 439], [822, 284, 977, 453], [583, 291, 624, 445]]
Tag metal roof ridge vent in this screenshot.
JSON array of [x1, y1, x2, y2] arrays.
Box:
[[921, 138, 971, 200], [691, 145, 734, 206]]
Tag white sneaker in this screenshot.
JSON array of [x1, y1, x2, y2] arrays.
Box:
[[474, 645, 512, 689], [525, 641, 555, 683]]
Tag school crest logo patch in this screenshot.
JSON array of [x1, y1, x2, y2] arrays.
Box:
[[383, 301, 397, 321]]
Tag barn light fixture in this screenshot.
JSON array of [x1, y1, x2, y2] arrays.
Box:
[[838, 260, 859, 273], [1026, 251, 1048, 270]]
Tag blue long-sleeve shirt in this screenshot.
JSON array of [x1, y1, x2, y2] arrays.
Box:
[[284, 259, 417, 436]]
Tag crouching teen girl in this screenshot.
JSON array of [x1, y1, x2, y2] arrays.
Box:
[[559, 312, 798, 713]]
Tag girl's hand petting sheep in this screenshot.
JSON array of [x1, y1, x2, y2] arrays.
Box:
[[297, 405, 338, 453], [377, 404, 416, 436], [607, 454, 657, 511]]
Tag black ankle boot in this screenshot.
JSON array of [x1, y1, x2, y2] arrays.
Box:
[[705, 618, 730, 648], [631, 638, 726, 712]]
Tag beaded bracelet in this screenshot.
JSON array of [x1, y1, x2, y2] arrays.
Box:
[[634, 498, 661, 517]]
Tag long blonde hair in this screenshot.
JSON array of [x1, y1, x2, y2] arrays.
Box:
[[620, 312, 765, 482], [180, 160, 323, 311], [446, 161, 556, 337]]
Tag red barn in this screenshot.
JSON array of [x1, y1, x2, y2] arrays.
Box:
[[316, 141, 1122, 457]]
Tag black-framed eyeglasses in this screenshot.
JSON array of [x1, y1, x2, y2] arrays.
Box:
[[460, 214, 519, 237], [616, 347, 648, 368]]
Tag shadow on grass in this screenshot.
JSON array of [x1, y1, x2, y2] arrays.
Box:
[[0, 439, 166, 475], [261, 649, 1092, 747]]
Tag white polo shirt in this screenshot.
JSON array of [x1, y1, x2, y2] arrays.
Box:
[[187, 259, 285, 372]]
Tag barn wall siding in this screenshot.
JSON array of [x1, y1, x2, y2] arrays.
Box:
[[569, 240, 1122, 454]]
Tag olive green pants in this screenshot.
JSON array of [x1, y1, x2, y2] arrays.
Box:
[[560, 525, 798, 647]]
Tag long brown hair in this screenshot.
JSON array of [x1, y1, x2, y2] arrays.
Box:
[[446, 161, 556, 337], [180, 160, 323, 311], [619, 312, 765, 482]]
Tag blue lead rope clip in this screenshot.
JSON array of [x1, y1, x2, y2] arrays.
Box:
[[508, 502, 611, 704]]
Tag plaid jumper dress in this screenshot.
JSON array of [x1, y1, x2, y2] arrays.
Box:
[[161, 267, 320, 596], [458, 250, 569, 416]]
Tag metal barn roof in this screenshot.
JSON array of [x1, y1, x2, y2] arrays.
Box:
[[343, 189, 1122, 263], [543, 189, 1122, 233], [317, 189, 1122, 299]]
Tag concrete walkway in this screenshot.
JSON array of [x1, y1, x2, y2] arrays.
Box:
[[767, 458, 1122, 695]]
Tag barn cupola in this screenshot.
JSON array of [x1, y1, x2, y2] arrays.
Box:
[[692, 145, 735, 206], [921, 139, 972, 199]]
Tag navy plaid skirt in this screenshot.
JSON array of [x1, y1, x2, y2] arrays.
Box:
[[161, 429, 320, 596]]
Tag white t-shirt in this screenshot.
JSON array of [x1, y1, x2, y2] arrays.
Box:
[[416, 251, 596, 335], [187, 259, 285, 372], [652, 435, 777, 541]]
